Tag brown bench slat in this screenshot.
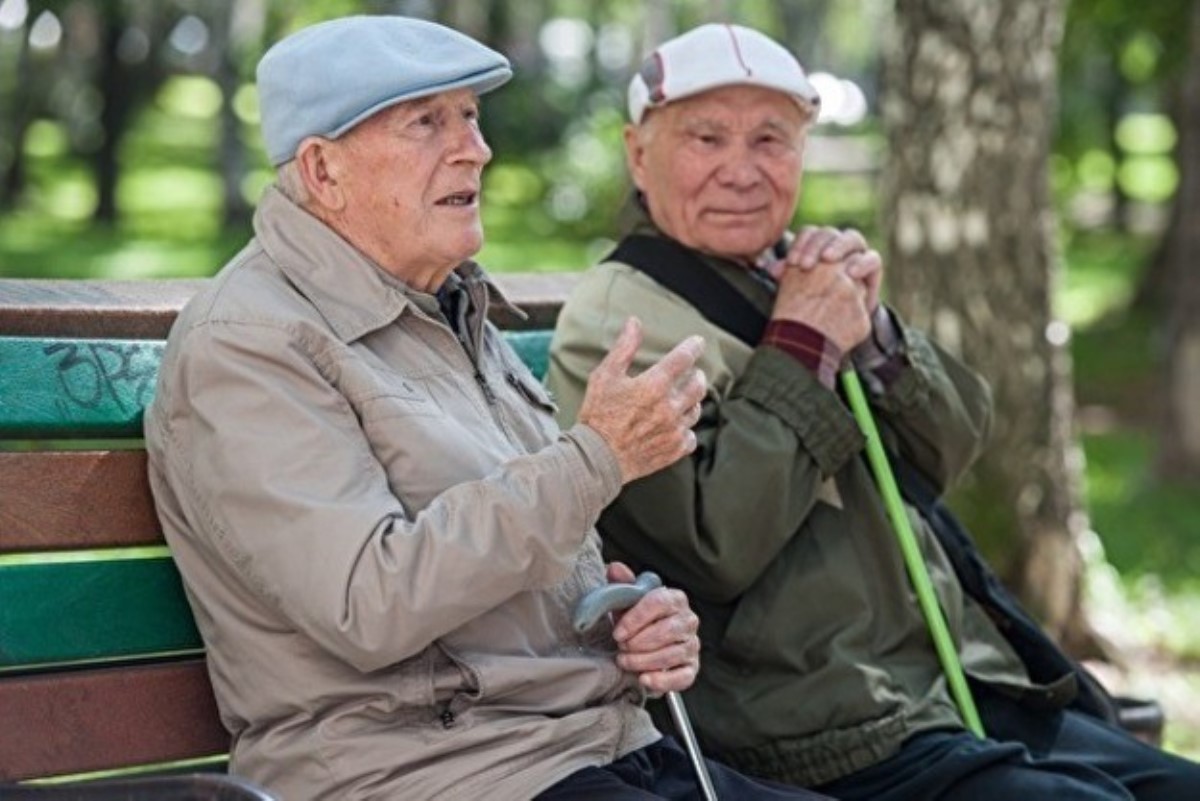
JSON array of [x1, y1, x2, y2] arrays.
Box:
[[0, 280, 207, 340], [0, 451, 160, 552], [0, 274, 578, 339], [0, 659, 228, 782]]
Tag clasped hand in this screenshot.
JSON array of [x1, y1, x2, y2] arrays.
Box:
[[767, 225, 884, 353], [604, 561, 701, 695]]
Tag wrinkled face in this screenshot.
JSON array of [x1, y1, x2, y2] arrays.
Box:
[[626, 85, 809, 263], [328, 88, 492, 287]]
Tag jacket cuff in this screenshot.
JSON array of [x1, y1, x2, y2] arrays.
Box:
[[868, 327, 941, 414], [559, 423, 624, 520], [734, 346, 865, 477]]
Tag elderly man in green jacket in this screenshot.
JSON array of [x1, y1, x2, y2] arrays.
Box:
[[547, 22, 1200, 801]]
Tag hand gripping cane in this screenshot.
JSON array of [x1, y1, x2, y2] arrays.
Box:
[[841, 370, 985, 737], [574, 572, 720, 801]]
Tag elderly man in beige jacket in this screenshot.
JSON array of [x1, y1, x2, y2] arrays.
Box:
[[145, 14, 834, 801]]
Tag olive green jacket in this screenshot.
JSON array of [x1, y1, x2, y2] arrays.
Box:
[[546, 236, 1037, 787]]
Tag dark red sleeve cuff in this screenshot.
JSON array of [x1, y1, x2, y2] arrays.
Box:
[[761, 319, 844, 390]]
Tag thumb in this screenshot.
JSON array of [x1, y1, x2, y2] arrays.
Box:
[[598, 316, 643, 376], [606, 561, 636, 584]]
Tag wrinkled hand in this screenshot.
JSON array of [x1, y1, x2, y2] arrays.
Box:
[[577, 317, 707, 484], [774, 225, 884, 314], [606, 562, 700, 695], [766, 226, 883, 352], [771, 258, 872, 352]]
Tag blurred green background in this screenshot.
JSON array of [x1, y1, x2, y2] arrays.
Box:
[[1, 0, 1198, 756]]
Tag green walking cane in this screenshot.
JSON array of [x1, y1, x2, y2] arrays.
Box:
[[841, 369, 986, 738]]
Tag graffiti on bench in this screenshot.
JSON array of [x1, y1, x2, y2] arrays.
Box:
[[43, 340, 164, 416]]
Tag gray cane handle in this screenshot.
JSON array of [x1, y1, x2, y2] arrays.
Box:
[[572, 571, 663, 633]]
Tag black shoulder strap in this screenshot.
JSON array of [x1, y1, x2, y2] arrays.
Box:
[[606, 235, 768, 346]]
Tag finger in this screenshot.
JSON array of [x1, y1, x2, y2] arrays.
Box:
[[596, 316, 643, 377], [640, 662, 699, 695], [787, 226, 840, 269], [643, 335, 705, 386], [763, 258, 787, 282], [844, 250, 882, 281], [678, 428, 698, 459], [612, 587, 689, 643], [605, 561, 636, 584], [821, 228, 869, 263], [615, 592, 696, 648], [683, 401, 703, 429], [617, 639, 696, 674], [673, 368, 707, 410]]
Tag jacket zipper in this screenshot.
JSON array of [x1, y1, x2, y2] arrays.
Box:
[[475, 369, 497, 405]]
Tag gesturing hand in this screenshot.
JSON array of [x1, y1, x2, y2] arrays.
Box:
[[605, 561, 700, 695], [577, 317, 707, 484]]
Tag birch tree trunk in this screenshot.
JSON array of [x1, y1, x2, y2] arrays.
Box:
[[1157, 1, 1200, 479], [881, 0, 1098, 651]]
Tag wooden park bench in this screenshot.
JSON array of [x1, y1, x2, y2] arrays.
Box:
[[0, 275, 572, 797]]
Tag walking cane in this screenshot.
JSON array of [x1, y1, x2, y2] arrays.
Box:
[[841, 370, 986, 737], [574, 572, 720, 801]]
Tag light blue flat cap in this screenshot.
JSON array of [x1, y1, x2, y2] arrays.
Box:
[[257, 16, 512, 165]]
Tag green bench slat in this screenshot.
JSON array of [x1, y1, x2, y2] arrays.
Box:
[[0, 556, 200, 668], [504, 329, 554, 381], [0, 330, 556, 439], [0, 338, 163, 439]]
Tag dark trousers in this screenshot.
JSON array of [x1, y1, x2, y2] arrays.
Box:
[[534, 737, 833, 801], [816, 683, 1200, 800]]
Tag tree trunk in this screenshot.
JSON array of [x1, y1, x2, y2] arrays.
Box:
[[881, 0, 1099, 653], [93, 11, 131, 226], [1156, 2, 1200, 479], [212, 1, 256, 229], [0, 28, 32, 209]]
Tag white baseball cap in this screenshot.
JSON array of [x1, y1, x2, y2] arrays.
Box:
[[628, 23, 820, 124]]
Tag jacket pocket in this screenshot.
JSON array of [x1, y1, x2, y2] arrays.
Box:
[[714, 593, 769, 668], [504, 369, 558, 415], [432, 641, 483, 729], [357, 375, 444, 421]]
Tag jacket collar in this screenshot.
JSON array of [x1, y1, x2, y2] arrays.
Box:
[[253, 187, 522, 342]]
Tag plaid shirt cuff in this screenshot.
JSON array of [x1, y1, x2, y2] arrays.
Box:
[[761, 319, 843, 390]]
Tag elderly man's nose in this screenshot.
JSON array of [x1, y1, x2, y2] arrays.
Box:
[[717, 150, 759, 186], [450, 122, 492, 165]]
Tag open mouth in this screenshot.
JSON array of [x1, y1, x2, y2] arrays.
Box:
[[437, 191, 478, 207]]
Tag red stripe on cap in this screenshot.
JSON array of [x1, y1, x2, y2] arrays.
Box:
[[647, 51, 667, 102], [725, 24, 752, 76]]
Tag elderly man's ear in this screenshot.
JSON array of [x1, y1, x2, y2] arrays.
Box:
[[295, 137, 347, 211], [622, 124, 649, 194]]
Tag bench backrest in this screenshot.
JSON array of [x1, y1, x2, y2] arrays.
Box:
[[0, 276, 572, 784]]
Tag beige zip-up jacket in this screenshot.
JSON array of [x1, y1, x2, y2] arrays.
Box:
[[145, 188, 658, 801]]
